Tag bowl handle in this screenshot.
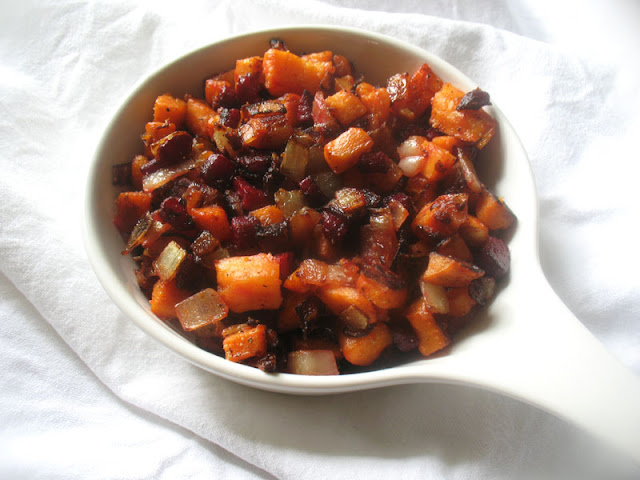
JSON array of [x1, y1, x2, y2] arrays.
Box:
[[434, 265, 640, 464]]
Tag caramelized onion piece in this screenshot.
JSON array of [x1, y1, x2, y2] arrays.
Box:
[[288, 350, 339, 375], [175, 288, 229, 332], [153, 240, 187, 281]]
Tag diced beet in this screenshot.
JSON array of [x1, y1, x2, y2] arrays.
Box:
[[362, 189, 381, 208], [299, 175, 326, 207], [236, 73, 262, 105], [214, 83, 239, 109], [201, 153, 235, 186], [297, 90, 314, 128], [477, 236, 510, 278], [456, 87, 491, 111], [111, 162, 132, 186], [233, 177, 270, 211], [220, 108, 241, 128], [154, 131, 193, 167], [274, 252, 296, 281], [231, 215, 260, 250], [236, 153, 272, 176], [295, 296, 322, 337], [321, 208, 349, 245], [269, 38, 288, 51], [390, 321, 419, 352], [263, 160, 285, 195], [247, 353, 278, 372], [158, 196, 194, 230], [468, 276, 497, 306], [257, 221, 290, 253], [357, 151, 390, 173], [224, 189, 243, 217], [383, 192, 413, 214]]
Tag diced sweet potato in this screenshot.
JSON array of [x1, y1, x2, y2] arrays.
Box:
[[339, 322, 392, 366], [249, 205, 285, 226], [435, 234, 473, 263], [205, 79, 236, 108], [185, 97, 218, 138], [407, 63, 443, 119], [190, 206, 232, 242], [114, 191, 152, 234], [131, 155, 149, 190], [422, 252, 484, 287], [412, 193, 469, 240], [324, 127, 374, 174], [301, 52, 334, 93], [281, 92, 301, 127], [405, 298, 449, 357], [459, 215, 489, 247], [317, 285, 377, 323], [431, 135, 466, 153], [474, 189, 516, 230], [325, 90, 367, 127], [149, 278, 191, 319], [284, 259, 329, 293], [153, 94, 187, 129], [446, 287, 476, 317], [356, 268, 407, 310], [276, 291, 308, 332], [289, 207, 321, 247], [422, 141, 457, 183], [215, 253, 283, 312], [356, 82, 391, 128], [263, 49, 306, 97], [239, 113, 292, 150], [234, 56, 263, 85], [143, 121, 177, 151], [430, 83, 497, 149], [223, 324, 268, 363]]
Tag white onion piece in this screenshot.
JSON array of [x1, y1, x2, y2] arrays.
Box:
[[274, 189, 307, 218], [288, 350, 339, 376], [457, 150, 484, 193], [339, 305, 370, 329], [420, 280, 450, 314], [175, 288, 229, 332], [153, 240, 187, 281], [397, 135, 426, 158], [142, 157, 199, 192], [313, 171, 342, 198], [387, 198, 409, 230], [398, 155, 427, 177]]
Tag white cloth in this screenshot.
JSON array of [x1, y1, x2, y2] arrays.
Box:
[[1, 0, 639, 478]]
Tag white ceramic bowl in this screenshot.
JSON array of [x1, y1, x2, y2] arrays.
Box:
[[84, 26, 640, 461]]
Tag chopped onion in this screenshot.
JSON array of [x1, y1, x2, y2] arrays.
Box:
[[288, 350, 339, 375], [398, 155, 427, 177], [397, 136, 426, 158], [142, 156, 199, 192], [339, 305, 370, 330], [457, 148, 483, 193], [387, 198, 409, 230], [420, 280, 450, 314], [175, 288, 229, 332], [312, 171, 342, 198], [122, 212, 152, 255], [153, 240, 187, 281], [274, 189, 307, 218], [281, 139, 309, 182]]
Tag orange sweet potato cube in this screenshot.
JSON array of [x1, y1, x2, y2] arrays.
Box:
[[239, 113, 292, 150], [422, 252, 484, 287], [431, 135, 466, 153], [338, 322, 392, 366], [190, 206, 232, 242], [150, 278, 192, 319], [249, 205, 285, 226], [446, 287, 476, 317], [215, 253, 283, 312], [235, 56, 263, 85], [223, 324, 268, 363], [435, 234, 474, 263], [356, 82, 391, 128], [263, 49, 306, 97], [153, 94, 187, 129], [317, 285, 377, 323], [459, 215, 489, 247], [301, 51, 334, 93], [408, 63, 444, 118], [406, 298, 450, 357], [412, 193, 469, 239], [185, 97, 218, 138], [113, 191, 152, 234], [277, 291, 308, 333], [325, 90, 368, 127], [324, 127, 374, 174], [422, 141, 457, 183], [474, 189, 516, 230], [284, 259, 329, 293], [430, 83, 497, 149], [143, 121, 177, 148], [355, 270, 407, 310], [130, 155, 149, 191]]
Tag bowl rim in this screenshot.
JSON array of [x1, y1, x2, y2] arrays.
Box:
[[83, 24, 533, 395]]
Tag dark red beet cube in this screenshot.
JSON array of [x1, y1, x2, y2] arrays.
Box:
[[296, 90, 314, 127], [299, 175, 326, 207], [477, 236, 510, 278], [233, 177, 270, 211], [231, 215, 260, 250], [236, 73, 262, 105], [220, 108, 241, 128], [159, 196, 194, 231], [321, 208, 349, 245], [236, 154, 272, 176], [357, 151, 390, 173], [256, 221, 289, 253], [201, 153, 235, 186]]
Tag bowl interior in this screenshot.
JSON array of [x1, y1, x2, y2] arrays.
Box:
[[84, 26, 537, 394]]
